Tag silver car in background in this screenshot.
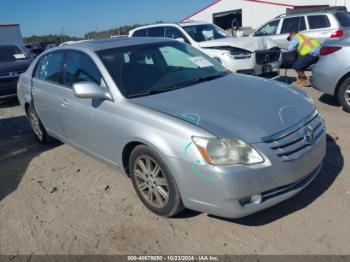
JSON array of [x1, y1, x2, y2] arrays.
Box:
[[17, 38, 326, 219], [312, 37, 350, 113], [254, 6, 350, 50]]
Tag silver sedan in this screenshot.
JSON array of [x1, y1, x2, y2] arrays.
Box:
[[17, 38, 326, 218], [312, 37, 350, 113]]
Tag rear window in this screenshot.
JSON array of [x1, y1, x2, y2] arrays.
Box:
[[281, 16, 306, 34], [0, 45, 31, 62], [307, 15, 331, 29], [335, 12, 350, 27]]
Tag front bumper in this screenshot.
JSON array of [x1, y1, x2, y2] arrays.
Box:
[[167, 132, 326, 219], [0, 77, 19, 98], [222, 54, 281, 76]]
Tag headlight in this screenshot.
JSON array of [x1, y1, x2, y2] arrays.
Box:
[[204, 46, 251, 59], [192, 137, 264, 166]]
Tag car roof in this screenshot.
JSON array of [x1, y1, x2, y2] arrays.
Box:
[[57, 37, 175, 51], [132, 21, 211, 30], [276, 6, 347, 19]]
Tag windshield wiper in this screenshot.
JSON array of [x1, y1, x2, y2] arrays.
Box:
[[175, 72, 229, 88], [127, 72, 229, 98], [127, 85, 181, 98]]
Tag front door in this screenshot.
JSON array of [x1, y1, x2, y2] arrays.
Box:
[[58, 50, 117, 163]]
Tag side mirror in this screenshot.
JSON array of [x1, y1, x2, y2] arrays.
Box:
[[73, 81, 112, 100], [175, 37, 185, 43]]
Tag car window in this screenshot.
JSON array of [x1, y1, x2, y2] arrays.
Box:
[[63, 51, 102, 87], [181, 24, 231, 42], [335, 12, 350, 27], [34, 52, 64, 83], [255, 20, 280, 36], [165, 27, 189, 43], [0, 45, 31, 62], [148, 27, 165, 37], [280, 16, 306, 34], [133, 29, 147, 37], [98, 42, 227, 98], [307, 15, 330, 29]]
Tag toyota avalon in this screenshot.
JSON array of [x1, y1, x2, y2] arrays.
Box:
[[17, 38, 326, 218]]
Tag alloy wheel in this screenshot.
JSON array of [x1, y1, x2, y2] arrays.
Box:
[[345, 85, 350, 106], [134, 155, 169, 208]]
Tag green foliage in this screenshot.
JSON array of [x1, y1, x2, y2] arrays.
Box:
[[23, 34, 82, 44], [84, 23, 148, 39]]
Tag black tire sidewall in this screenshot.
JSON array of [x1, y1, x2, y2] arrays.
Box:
[[338, 78, 350, 113], [129, 145, 183, 217], [28, 104, 49, 144]]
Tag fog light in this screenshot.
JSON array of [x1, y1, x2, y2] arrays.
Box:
[[250, 194, 262, 204]]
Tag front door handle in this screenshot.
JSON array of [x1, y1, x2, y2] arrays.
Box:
[[32, 87, 39, 95], [60, 98, 69, 107]]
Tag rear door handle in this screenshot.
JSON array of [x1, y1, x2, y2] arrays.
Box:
[[60, 98, 69, 107]]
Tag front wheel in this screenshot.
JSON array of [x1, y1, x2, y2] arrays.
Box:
[[129, 145, 184, 217], [338, 78, 350, 113], [27, 104, 52, 144]]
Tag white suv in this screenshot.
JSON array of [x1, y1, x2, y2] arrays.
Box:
[[129, 22, 281, 76]]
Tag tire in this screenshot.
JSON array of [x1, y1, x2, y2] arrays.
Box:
[[338, 78, 350, 113], [129, 145, 184, 217], [27, 104, 52, 144]]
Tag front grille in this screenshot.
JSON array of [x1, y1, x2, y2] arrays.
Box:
[[0, 71, 24, 80], [261, 163, 322, 202], [256, 48, 281, 65], [263, 111, 325, 162]]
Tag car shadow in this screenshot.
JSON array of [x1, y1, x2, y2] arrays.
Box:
[[0, 115, 60, 202], [208, 135, 343, 226], [276, 75, 297, 85], [0, 97, 20, 108], [319, 94, 341, 107]]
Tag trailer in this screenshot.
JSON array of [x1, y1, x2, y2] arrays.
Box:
[[0, 24, 23, 45]]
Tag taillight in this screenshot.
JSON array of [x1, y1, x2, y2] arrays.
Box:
[[320, 46, 342, 56], [330, 29, 344, 38]]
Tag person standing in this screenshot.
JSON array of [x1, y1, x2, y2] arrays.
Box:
[[287, 31, 320, 87]]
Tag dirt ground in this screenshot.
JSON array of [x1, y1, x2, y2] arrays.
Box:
[[0, 73, 349, 255]]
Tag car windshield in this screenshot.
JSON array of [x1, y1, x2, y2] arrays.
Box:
[[97, 42, 229, 98], [181, 24, 231, 42], [0, 45, 31, 62]]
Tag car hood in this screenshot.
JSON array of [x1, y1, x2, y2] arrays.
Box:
[[131, 74, 315, 143], [0, 59, 33, 73], [198, 37, 278, 52]]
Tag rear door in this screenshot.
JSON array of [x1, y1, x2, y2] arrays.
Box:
[[32, 51, 65, 138], [305, 14, 333, 43], [277, 16, 307, 50]]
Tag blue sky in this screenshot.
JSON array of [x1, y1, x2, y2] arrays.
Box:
[[0, 0, 213, 37]]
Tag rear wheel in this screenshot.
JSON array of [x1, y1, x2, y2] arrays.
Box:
[[338, 78, 350, 113], [28, 104, 52, 144], [129, 145, 184, 217]]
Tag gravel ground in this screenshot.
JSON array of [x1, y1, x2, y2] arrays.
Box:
[[0, 74, 349, 255]]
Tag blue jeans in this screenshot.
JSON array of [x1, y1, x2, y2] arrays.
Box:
[[293, 54, 319, 71]]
